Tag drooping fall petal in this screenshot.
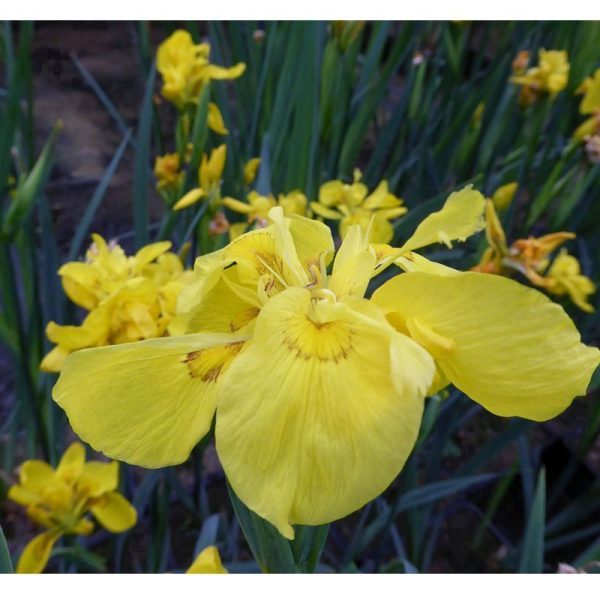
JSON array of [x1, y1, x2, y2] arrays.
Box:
[[373, 271, 600, 421], [216, 287, 433, 539], [53, 333, 248, 468]]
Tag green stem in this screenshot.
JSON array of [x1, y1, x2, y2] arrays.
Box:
[[227, 483, 328, 573]]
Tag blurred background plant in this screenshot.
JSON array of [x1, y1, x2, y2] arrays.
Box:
[[0, 20, 599, 574]]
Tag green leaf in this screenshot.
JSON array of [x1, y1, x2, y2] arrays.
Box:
[[68, 129, 132, 261], [518, 468, 546, 573], [2, 121, 62, 238], [133, 62, 156, 248], [0, 523, 13, 574]]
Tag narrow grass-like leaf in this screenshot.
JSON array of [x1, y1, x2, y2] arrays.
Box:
[[68, 130, 132, 261], [133, 62, 156, 248], [518, 468, 546, 573]]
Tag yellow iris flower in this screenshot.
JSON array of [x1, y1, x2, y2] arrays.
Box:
[[154, 152, 184, 193], [186, 546, 228, 574], [573, 68, 600, 142], [473, 200, 595, 311], [511, 49, 570, 106], [9, 442, 136, 574], [173, 144, 227, 211], [310, 171, 407, 244], [53, 187, 599, 540], [41, 235, 192, 372], [157, 30, 245, 136], [223, 190, 308, 239], [544, 250, 597, 313]]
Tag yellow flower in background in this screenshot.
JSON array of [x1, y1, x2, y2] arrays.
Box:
[[186, 546, 228, 574], [40, 235, 192, 372], [311, 172, 407, 244], [223, 189, 307, 238], [243, 157, 261, 185], [544, 250, 596, 313], [9, 442, 136, 574], [157, 29, 245, 110], [154, 152, 183, 193], [472, 200, 594, 311], [511, 49, 569, 106], [53, 186, 599, 540], [573, 69, 600, 142], [173, 144, 227, 211]]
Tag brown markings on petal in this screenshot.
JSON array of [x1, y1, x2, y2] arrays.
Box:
[[184, 341, 245, 382], [282, 316, 354, 363]]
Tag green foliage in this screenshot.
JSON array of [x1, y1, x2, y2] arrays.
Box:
[[0, 20, 599, 574]]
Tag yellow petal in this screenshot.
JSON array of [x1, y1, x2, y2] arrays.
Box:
[[79, 461, 119, 497], [173, 188, 205, 211], [216, 287, 433, 538], [90, 491, 137, 533], [287, 212, 335, 274], [329, 225, 376, 299], [134, 241, 172, 270], [40, 345, 70, 373], [16, 531, 62, 574], [56, 442, 86, 482], [186, 546, 228, 574], [373, 272, 600, 421], [398, 186, 486, 253], [310, 201, 342, 220], [222, 196, 255, 214], [58, 263, 100, 310], [229, 222, 249, 240], [16, 460, 55, 494], [394, 252, 459, 276], [207, 102, 229, 135], [53, 333, 248, 468], [492, 182, 518, 212], [243, 158, 261, 185], [206, 63, 246, 81]]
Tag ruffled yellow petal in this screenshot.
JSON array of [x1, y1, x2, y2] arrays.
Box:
[[89, 491, 137, 533], [53, 333, 248, 468], [398, 186, 486, 253], [207, 102, 229, 135], [174, 188, 206, 211], [373, 272, 600, 421], [16, 460, 55, 494], [216, 287, 433, 538], [186, 546, 228, 574], [16, 530, 61, 574], [58, 263, 100, 310]]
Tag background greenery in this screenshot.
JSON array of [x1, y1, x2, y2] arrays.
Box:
[[0, 20, 599, 573]]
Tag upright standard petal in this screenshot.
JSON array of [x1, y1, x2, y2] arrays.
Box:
[[398, 186, 486, 253], [53, 333, 247, 468], [373, 272, 600, 421], [216, 287, 433, 539]]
